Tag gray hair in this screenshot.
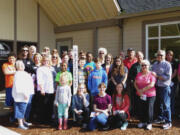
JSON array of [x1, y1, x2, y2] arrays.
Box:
[[141, 59, 150, 66], [15, 60, 25, 70], [98, 47, 107, 55]]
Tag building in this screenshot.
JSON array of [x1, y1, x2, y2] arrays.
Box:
[[0, 0, 180, 89]]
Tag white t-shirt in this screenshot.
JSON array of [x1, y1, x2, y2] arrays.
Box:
[[37, 66, 54, 94]]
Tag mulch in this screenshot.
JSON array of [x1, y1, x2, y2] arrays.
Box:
[[1, 116, 180, 135]]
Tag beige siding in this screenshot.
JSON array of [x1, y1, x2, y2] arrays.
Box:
[[98, 26, 121, 57], [56, 30, 93, 52], [0, 0, 14, 40], [40, 8, 55, 51], [17, 0, 37, 42], [123, 11, 180, 52]]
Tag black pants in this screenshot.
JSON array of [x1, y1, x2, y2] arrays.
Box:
[[137, 96, 156, 124], [38, 93, 55, 123], [74, 107, 90, 125], [110, 113, 128, 128]]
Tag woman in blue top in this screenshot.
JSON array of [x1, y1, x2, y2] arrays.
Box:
[[72, 83, 90, 129]]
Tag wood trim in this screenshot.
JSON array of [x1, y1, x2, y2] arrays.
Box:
[[142, 16, 180, 57], [54, 19, 120, 33], [37, 3, 40, 52], [13, 0, 17, 54]]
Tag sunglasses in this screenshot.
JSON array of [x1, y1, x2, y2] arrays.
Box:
[[99, 52, 104, 54], [52, 56, 57, 59]]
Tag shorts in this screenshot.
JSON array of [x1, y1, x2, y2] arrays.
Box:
[[58, 104, 68, 118], [14, 102, 27, 119], [5, 88, 14, 107]]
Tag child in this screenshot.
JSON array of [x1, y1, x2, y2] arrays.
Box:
[[78, 58, 88, 85], [111, 83, 130, 130], [88, 59, 107, 97], [84, 52, 96, 75], [88, 83, 111, 131], [72, 83, 90, 129], [54, 74, 72, 130]]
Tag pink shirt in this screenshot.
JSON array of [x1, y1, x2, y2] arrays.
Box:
[[135, 72, 156, 97]]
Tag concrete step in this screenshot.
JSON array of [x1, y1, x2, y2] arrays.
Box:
[[0, 126, 21, 135]]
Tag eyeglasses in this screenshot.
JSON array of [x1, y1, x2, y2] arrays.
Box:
[[141, 64, 147, 67], [157, 54, 163, 57], [99, 52, 104, 54], [22, 49, 28, 52]]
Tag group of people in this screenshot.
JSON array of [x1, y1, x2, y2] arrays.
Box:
[[2, 45, 180, 131]]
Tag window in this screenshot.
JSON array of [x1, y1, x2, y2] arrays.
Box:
[[146, 21, 180, 60], [56, 38, 73, 56]]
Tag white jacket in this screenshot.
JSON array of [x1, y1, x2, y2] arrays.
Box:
[[12, 71, 34, 103]]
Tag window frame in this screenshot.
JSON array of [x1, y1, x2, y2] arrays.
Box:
[[145, 21, 180, 59]]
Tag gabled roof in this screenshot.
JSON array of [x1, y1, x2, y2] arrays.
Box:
[[118, 0, 180, 14]]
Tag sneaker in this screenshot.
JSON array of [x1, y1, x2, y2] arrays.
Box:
[[120, 121, 128, 130], [82, 123, 87, 129], [18, 125, 28, 130], [163, 123, 172, 130], [137, 122, 147, 128], [23, 121, 32, 127], [153, 119, 165, 124], [146, 124, 152, 130]]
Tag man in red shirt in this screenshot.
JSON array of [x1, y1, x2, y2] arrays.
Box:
[[123, 48, 137, 70]]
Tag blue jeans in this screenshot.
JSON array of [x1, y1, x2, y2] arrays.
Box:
[[157, 86, 171, 123], [14, 102, 27, 119], [89, 113, 108, 131], [25, 94, 33, 121], [170, 83, 177, 115]]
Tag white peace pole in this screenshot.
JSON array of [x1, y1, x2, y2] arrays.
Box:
[[73, 45, 78, 95]]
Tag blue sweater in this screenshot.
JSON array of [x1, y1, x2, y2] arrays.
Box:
[[88, 68, 108, 96]]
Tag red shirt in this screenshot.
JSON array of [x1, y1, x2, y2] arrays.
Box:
[[123, 57, 137, 70], [112, 94, 130, 119]]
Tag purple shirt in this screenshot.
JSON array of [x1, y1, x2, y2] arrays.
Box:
[[93, 94, 111, 110]]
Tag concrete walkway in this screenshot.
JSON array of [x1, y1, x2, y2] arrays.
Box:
[[0, 90, 11, 116]]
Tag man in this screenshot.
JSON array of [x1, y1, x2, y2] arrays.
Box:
[[152, 50, 172, 130], [166, 50, 178, 116], [19, 45, 34, 74], [123, 48, 137, 70], [2, 53, 16, 121], [128, 51, 144, 116]]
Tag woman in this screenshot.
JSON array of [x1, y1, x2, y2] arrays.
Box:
[[30, 53, 42, 119], [72, 83, 90, 129], [12, 60, 34, 130], [108, 56, 128, 96], [134, 60, 156, 130], [102, 53, 113, 75], [111, 83, 130, 130], [88, 83, 111, 131], [37, 55, 55, 123], [51, 53, 61, 73], [98, 47, 107, 65]]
